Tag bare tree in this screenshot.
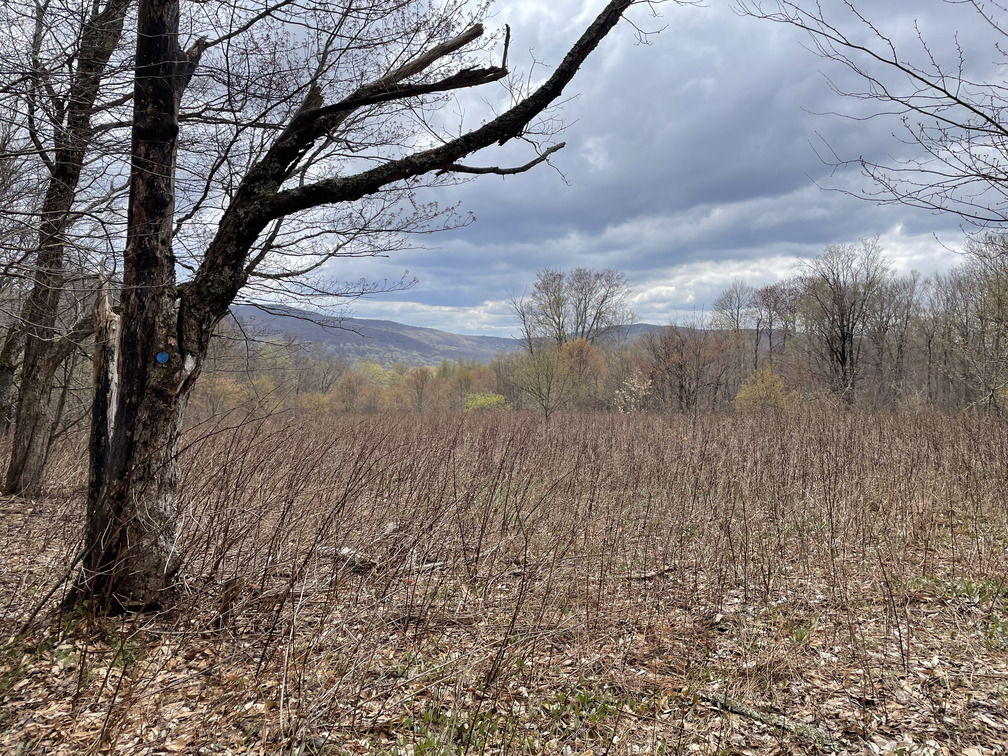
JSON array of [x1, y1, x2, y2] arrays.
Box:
[[404, 366, 434, 411], [711, 278, 755, 394], [0, 0, 133, 494], [711, 279, 755, 333], [752, 278, 802, 367], [80, 0, 653, 607], [736, 0, 1008, 226], [511, 344, 576, 423], [512, 268, 570, 348], [294, 352, 350, 396], [510, 267, 636, 350], [928, 234, 1008, 413], [752, 284, 778, 368], [861, 271, 921, 407], [644, 314, 729, 416], [798, 238, 892, 401], [568, 268, 638, 344]]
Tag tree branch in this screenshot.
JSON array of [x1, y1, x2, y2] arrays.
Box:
[[265, 0, 634, 218], [311, 64, 509, 121], [735, 0, 1008, 224], [51, 310, 96, 367], [437, 142, 565, 175]]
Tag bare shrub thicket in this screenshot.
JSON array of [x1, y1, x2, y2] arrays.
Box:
[[2, 410, 1007, 752]]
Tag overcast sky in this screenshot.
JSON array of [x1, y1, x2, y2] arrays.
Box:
[[319, 0, 998, 336]]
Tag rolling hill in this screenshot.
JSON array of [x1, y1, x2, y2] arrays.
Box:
[[229, 304, 522, 366]]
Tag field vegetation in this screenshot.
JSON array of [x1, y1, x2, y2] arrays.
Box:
[[2, 409, 1007, 754]]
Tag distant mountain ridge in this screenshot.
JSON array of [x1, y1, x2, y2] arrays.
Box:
[[230, 304, 664, 366], [230, 304, 522, 366]]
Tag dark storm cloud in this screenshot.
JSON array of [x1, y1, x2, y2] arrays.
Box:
[[332, 0, 994, 333]]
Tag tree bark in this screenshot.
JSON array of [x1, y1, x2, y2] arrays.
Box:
[[0, 323, 24, 434]]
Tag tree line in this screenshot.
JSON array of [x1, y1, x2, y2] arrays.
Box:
[[8, 239, 1005, 461], [688, 235, 1008, 415], [181, 236, 1008, 423]]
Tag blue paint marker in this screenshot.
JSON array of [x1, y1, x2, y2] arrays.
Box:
[[156, 352, 170, 364]]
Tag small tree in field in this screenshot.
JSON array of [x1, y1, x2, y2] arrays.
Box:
[[511, 345, 576, 424], [563, 337, 607, 410]]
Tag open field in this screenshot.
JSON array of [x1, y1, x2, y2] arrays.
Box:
[[2, 410, 1008, 755]]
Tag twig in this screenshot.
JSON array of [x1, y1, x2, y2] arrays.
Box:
[[625, 566, 675, 581], [698, 690, 838, 751]]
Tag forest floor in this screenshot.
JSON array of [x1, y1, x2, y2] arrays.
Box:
[[2, 411, 1007, 755]]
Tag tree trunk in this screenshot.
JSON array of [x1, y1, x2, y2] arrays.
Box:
[[5, 310, 96, 496], [81, 0, 202, 607], [85, 382, 190, 606], [4, 347, 58, 496], [5, 186, 74, 497]]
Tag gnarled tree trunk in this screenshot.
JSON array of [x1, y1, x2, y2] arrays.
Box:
[[81, 0, 205, 607]]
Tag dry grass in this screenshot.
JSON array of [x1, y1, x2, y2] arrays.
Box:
[[2, 409, 1008, 755]]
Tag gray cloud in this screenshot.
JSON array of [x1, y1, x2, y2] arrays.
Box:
[[325, 0, 991, 336]]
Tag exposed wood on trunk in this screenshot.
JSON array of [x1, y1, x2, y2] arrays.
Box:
[[87, 280, 119, 529]]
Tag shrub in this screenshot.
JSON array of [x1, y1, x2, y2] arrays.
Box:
[[613, 374, 651, 413], [734, 368, 794, 413], [464, 393, 511, 412]]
